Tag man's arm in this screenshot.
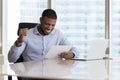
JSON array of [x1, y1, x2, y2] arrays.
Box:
[[8, 42, 26, 63], [58, 31, 79, 59], [8, 28, 28, 63]]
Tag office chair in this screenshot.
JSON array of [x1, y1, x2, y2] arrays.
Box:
[[17, 22, 38, 62], [8, 22, 38, 80]]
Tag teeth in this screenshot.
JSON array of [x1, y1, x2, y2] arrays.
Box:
[[46, 30, 51, 33]]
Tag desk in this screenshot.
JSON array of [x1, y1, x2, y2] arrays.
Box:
[[1, 58, 112, 80]]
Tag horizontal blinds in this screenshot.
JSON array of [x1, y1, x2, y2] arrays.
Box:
[[53, 0, 105, 55], [19, 0, 47, 22], [111, 0, 120, 56], [111, 1, 120, 80]]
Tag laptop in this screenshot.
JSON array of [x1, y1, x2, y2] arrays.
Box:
[[71, 39, 111, 61], [45, 45, 72, 59]]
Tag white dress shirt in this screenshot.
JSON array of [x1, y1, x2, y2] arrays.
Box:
[[8, 24, 78, 63]]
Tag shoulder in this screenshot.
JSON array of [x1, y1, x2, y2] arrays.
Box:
[[27, 27, 37, 35], [51, 28, 66, 38], [52, 28, 63, 35], [23, 27, 36, 42]]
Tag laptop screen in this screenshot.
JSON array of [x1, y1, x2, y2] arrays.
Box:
[[86, 39, 109, 59]]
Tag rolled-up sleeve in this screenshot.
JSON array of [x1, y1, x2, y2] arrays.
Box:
[[58, 31, 79, 58], [8, 42, 26, 63]]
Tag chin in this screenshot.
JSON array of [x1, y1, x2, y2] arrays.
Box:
[[45, 32, 51, 35], [45, 31, 52, 34]]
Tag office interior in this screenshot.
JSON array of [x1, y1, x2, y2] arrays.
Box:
[[0, 0, 120, 80]]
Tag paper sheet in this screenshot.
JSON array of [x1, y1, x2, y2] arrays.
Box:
[[45, 45, 72, 59]]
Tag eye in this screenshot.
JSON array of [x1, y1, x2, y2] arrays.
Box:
[[52, 24, 55, 27], [45, 23, 49, 26]]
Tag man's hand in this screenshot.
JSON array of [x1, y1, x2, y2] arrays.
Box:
[[59, 51, 74, 59], [15, 28, 28, 47]]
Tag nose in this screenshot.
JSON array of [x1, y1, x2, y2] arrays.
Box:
[[47, 25, 53, 30]]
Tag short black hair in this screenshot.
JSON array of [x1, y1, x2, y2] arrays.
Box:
[[42, 9, 57, 19]]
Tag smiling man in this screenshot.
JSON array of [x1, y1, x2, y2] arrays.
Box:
[[8, 8, 78, 80], [8, 9, 78, 63]]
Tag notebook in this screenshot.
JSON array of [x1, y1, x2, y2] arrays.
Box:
[[45, 45, 72, 59], [71, 39, 111, 61]]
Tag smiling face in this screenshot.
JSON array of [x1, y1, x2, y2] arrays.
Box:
[[40, 16, 57, 35]]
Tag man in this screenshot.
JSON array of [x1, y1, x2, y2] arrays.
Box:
[[8, 8, 79, 80], [8, 9, 78, 63]]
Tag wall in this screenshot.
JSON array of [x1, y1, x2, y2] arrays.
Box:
[[0, 0, 2, 54], [0, 0, 2, 49]]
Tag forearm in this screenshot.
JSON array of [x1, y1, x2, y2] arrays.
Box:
[[8, 43, 25, 63]]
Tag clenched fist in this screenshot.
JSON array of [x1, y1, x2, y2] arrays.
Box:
[[15, 28, 28, 47]]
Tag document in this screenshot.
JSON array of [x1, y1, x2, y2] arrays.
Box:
[[45, 45, 72, 59]]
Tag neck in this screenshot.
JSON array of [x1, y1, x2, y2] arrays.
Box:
[[37, 25, 46, 35]]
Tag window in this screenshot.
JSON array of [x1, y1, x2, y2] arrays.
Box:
[[19, 0, 48, 22], [110, 0, 120, 79], [7, 0, 47, 51], [4, 0, 120, 58], [111, 0, 120, 57], [53, 0, 105, 56], [6, 0, 106, 57]]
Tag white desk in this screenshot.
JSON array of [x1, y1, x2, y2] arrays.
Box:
[[1, 58, 112, 80]]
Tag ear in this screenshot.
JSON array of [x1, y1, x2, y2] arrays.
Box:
[[40, 17, 42, 23]]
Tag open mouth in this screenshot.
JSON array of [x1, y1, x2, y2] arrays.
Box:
[[46, 30, 51, 33]]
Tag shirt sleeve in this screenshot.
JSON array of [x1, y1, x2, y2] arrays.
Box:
[[70, 47, 79, 58], [8, 42, 26, 63], [58, 31, 79, 58]]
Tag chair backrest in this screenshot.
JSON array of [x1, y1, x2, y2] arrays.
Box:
[[17, 22, 38, 36], [15, 22, 38, 63]]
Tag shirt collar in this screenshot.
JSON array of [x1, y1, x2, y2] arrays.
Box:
[[33, 24, 40, 35], [33, 24, 55, 36]]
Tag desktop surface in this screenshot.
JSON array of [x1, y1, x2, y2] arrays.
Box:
[[1, 58, 112, 80]]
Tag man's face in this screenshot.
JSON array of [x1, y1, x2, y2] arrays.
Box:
[[40, 16, 56, 35]]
